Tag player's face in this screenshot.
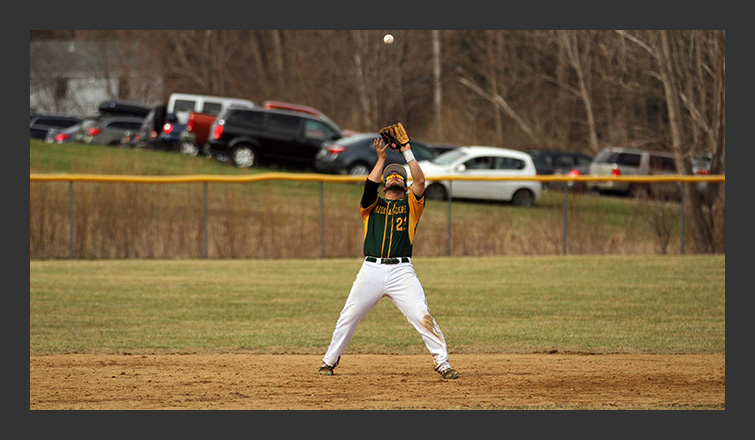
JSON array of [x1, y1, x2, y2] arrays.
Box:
[[385, 173, 406, 191]]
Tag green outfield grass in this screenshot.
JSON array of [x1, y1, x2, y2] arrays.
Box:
[[29, 139, 268, 176], [29, 255, 725, 355]]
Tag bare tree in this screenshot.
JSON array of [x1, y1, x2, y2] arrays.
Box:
[[349, 30, 380, 129], [617, 30, 725, 253], [557, 30, 601, 156], [456, 30, 537, 146], [432, 30, 443, 138]]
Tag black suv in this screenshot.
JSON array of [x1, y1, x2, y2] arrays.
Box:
[[206, 108, 345, 168]]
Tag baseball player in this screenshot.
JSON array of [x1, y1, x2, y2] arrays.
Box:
[[318, 123, 458, 380]]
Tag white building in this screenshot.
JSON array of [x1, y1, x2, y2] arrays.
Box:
[[30, 40, 164, 117]]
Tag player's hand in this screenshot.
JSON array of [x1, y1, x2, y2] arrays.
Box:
[[374, 138, 388, 160]]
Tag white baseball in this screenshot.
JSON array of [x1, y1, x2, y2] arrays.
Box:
[[384, 34, 394, 45]]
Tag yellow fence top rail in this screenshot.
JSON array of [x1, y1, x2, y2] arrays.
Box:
[[30, 173, 725, 184]]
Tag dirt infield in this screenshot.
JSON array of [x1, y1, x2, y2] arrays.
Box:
[[29, 353, 724, 410]]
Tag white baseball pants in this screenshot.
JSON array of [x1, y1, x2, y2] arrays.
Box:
[[322, 259, 451, 371]]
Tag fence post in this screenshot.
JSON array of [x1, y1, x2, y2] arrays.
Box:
[[203, 181, 209, 259], [680, 183, 685, 255], [320, 181, 326, 258], [447, 181, 452, 256], [68, 181, 74, 259], [562, 183, 568, 255]]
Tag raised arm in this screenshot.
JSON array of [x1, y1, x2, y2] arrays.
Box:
[[401, 143, 425, 198], [369, 138, 388, 183]]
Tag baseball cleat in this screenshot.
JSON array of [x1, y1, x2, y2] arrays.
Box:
[[318, 363, 335, 375], [437, 366, 459, 380], [318, 356, 339, 376]]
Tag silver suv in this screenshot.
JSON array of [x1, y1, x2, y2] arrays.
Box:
[[83, 116, 145, 146], [587, 147, 678, 198]]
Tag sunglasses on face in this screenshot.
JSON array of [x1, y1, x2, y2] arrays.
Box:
[[386, 173, 405, 181]]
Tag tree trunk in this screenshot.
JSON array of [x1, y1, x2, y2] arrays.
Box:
[[271, 30, 285, 91], [559, 31, 600, 156], [432, 30, 443, 139], [486, 31, 504, 145], [351, 31, 375, 129], [657, 30, 724, 253]]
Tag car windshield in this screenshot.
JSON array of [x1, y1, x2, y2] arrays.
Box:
[[317, 113, 343, 134], [691, 155, 711, 168], [594, 150, 620, 163], [431, 149, 467, 165]]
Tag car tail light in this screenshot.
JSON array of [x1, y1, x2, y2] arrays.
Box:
[[187, 116, 195, 132], [212, 123, 224, 140], [162, 123, 174, 135], [611, 166, 621, 176], [695, 168, 710, 175], [87, 127, 102, 136], [150, 130, 158, 139], [56, 133, 71, 142], [327, 145, 347, 154], [568, 169, 581, 177]]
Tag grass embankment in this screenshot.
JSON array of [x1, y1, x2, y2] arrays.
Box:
[[30, 140, 692, 258]]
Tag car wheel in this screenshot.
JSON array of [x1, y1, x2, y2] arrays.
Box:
[[231, 144, 256, 168], [511, 189, 535, 207], [424, 183, 448, 201], [347, 162, 371, 176], [180, 141, 199, 157]]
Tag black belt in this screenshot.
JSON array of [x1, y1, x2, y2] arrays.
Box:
[[365, 256, 410, 264]]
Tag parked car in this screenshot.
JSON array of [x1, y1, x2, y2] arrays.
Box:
[[691, 153, 712, 176], [412, 146, 542, 207], [315, 132, 438, 176], [425, 143, 460, 156], [30, 113, 83, 139], [41, 100, 150, 144], [184, 100, 346, 157], [586, 146, 679, 198], [206, 107, 345, 168], [83, 116, 145, 146], [527, 149, 593, 175], [527, 149, 593, 192], [45, 118, 98, 144], [690, 153, 714, 195], [125, 104, 185, 152], [262, 100, 359, 136]]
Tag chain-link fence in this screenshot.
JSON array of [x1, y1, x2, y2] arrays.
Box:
[[29, 174, 725, 259]]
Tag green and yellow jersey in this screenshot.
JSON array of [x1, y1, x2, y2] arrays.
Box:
[[360, 178, 425, 258]]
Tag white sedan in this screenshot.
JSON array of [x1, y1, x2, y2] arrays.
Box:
[[407, 146, 542, 207]]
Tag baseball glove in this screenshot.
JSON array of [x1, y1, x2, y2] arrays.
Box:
[[379, 123, 411, 150]]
